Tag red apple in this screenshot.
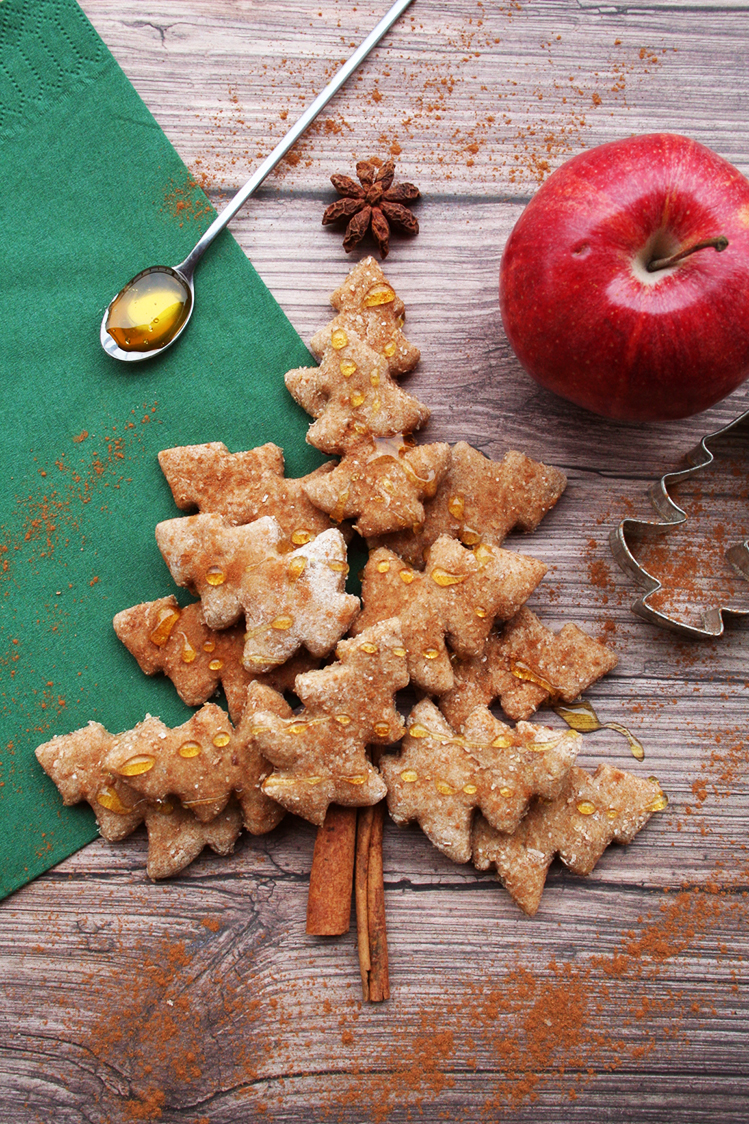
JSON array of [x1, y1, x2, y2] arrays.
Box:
[[499, 133, 749, 421]]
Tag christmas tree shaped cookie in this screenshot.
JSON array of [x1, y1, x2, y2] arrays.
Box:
[[144, 800, 243, 881], [353, 536, 547, 695], [302, 433, 451, 536], [380, 700, 580, 863], [309, 256, 420, 376], [285, 328, 430, 454], [36, 722, 144, 842], [113, 595, 318, 722], [374, 442, 568, 565], [158, 440, 338, 545], [472, 763, 667, 915], [155, 513, 359, 671], [440, 606, 618, 728], [252, 619, 409, 825], [101, 687, 291, 835]]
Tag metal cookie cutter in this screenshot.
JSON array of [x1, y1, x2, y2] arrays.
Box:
[[610, 409, 749, 639]]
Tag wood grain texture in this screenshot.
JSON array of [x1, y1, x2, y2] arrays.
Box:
[[2, 1, 749, 1121]]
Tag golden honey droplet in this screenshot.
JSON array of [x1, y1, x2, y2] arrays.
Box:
[[289, 722, 308, 735], [462, 783, 478, 795], [499, 786, 513, 798], [334, 713, 352, 726], [291, 529, 313, 546], [383, 339, 397, 358], [105, 267, 192, 352], [393, 646, 407, 658], [208, 658, 223, 671], [328, 560, 348, 573], [305, 776, 323, 786], [149, 606, 181, 647], [360, 641, 379, 654], [473, 543, 494, 566], [435, 780, 456, 796], [262, 775, 294, 789], [202, 640, 216, 653], [629, 739, 646, 762], [554, 699, 603, 734], [205, 566, 226, 587], [178, 740, 202, 759], [331, 328, 349, 350], [271, 616, 294, 631], [340, 358, 357, 377], [377, 560, 391, 573], [330, 488, 350, 523], [431, 566, 468, 588], [363, 284, 396, 307], [447, 495, 465, 520], [511, 659, 558, 696], [474, 606, 487, 619], [116, 754, 156, 777], [399, 569, 415, 584], [606, 719, 646, 761], [460, 528, 481, 547], [408, 723, 430, 739], [342, 775, 367, 785], [95, 786, 135, 814], [400, 769, 418, 783], [370, 372, 381, 387], [288, 556, 307, 581], [213, 732, 231, 748], [605, 807, 618, 820], [423, 648, 440, 660], [577, 800, 597, 816], [181, 636, 197, 664], [647, 791, 669, 813], [373, 722, 391, 738], [491, 734, 512, 749], [350, 391, 366, 407]]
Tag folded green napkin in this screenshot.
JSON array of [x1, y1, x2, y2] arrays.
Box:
[[0, 0, 321, 898]]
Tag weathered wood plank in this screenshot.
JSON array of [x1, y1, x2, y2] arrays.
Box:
[[2, 0, 749, 1120]]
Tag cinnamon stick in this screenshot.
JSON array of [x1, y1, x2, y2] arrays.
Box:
[[306, 804, 357, 935], [366, 801, 390, 1002], [355, 800, 390, 1002], [355, 805, 375, 998]]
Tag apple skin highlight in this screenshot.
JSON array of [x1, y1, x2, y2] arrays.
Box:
[[499, 133, 749, 422]]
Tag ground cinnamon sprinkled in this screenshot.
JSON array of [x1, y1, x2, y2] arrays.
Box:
[[160, 173, 213, 227], [34, 860, 738, 1122], [183, 5, 677, 193]]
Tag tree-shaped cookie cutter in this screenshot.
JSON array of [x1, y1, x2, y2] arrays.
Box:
[[610, 410, 749, 639]]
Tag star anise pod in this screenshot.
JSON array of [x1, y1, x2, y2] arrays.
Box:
[[322, 158, 420, 259]]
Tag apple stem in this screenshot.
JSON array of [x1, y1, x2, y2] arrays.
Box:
[[647, 235, 729, 273]]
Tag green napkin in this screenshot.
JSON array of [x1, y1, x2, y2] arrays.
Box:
[[0, 0, 321, 898]]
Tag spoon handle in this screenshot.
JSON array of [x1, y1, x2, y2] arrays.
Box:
[[177, 0, 415, 281]]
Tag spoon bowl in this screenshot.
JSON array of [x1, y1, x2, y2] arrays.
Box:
[[99, 0, 414, 363], [100, 263, 194, 362]]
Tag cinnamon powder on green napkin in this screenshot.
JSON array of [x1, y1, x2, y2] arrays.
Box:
[[0, 0, 319, 898]]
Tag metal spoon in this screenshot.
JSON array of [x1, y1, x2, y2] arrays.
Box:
[[101, 0, 415, 362]]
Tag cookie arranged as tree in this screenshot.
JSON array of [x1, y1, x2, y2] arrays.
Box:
[[35, 254, 666, 1006]]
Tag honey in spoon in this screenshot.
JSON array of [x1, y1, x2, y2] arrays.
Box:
[[105, 267, 192, 352]]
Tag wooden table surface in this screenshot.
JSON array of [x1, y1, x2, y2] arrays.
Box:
[[3, 2, 749, 1121]]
